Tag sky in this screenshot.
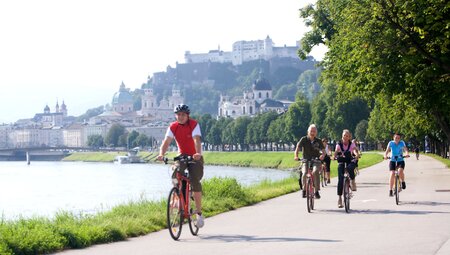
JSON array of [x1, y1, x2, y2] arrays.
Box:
[[0, 0, 325, 123]]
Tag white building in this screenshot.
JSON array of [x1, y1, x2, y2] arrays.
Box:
[[83, 124, 108, 146], [63, 124, 84, 147], [140, 84, 184, 122], [218, 74, 291, 118], [185, 36, 299, 66], [112, 82, 134, 114], [0, 125, 13, 148]]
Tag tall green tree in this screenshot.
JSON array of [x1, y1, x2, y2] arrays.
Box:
[[87, 134, 104, 148], [299, 0, 450, 142], [105, 124, 125, 147], [285, 92, 312, 143]]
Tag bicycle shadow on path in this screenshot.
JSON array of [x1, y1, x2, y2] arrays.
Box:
[[401, 200, 450, 206], [316, 208, 450, 215], [193, 234, 341, 243]]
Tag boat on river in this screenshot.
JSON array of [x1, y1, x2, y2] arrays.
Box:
[[114, 148, 144, 164]]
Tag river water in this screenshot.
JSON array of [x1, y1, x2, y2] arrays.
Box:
[[0, 161, 293, 220]]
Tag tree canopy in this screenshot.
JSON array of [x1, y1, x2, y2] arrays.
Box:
[[299, 0, 450, 143]]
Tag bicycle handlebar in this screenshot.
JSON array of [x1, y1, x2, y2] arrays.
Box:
[[163, 155, 194, 165], [386, 155, 410, 161], [300, 158, 322, 164]]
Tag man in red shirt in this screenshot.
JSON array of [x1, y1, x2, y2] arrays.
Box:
[[158, 104, 204, 228]]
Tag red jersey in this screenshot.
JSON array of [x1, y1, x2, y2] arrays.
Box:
[[168, 119, 200, 156]]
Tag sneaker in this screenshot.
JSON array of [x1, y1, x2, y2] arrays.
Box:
[[402, 181, 406, 189], [338, 197, 343, 208], [196, 213, 204, 228], [302, 190, 306, 198], [351, 179, 357, 191], [315, 191, 321, 199], [389, 190, 393, 197], [327, 179, 331, 184]]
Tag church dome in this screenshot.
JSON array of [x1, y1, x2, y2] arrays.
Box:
[[252, 77, 272, 91], [112, 82, 133, 105], [44, 105, 50, 112]]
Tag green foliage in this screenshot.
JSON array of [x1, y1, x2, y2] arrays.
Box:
[[105, 124, 125, 147], [285, 92, 311, 143], [87, 135, 104, 148], [299, 0, 450, 142], [354, 120, 369, 141]]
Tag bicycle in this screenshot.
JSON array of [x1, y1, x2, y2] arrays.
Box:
[[163, 155, 200, 240], [342, 164, 353, 213], [387, 155, 409, 205], [300, 158, 321, 213], [336, 153, 354, 213]]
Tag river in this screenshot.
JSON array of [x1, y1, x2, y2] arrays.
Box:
[[0, 161, 293, 220]]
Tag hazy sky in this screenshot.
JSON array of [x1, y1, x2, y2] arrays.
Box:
[[0, 0, 324, 123]]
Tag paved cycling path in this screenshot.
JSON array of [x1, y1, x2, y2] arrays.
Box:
[[57, 155, 450, 255]]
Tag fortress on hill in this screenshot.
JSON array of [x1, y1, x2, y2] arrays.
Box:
[[184, 35, 299, 66]]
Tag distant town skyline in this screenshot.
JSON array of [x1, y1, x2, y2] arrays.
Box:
[[0, 0, 325, 123]]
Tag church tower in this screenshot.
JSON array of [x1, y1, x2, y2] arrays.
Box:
[[61, 100, 68, 117], [55, 100, 60, 113], [141, 82, 158, 116]]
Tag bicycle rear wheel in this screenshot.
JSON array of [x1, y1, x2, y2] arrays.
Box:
[[306, 178, 314, 213], [395, 174, 400, 205], [188, 189, 199, 236], [343, 178, 350, 213], [167, 187, 183, 240]]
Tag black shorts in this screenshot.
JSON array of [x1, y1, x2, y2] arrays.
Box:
[[389, 161, 405, 170]]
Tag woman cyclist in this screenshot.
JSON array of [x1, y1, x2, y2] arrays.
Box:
[[383, 133, 410, 197], [334, 129, 359, 208]]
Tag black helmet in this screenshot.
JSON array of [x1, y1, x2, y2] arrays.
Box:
[[174, 104, 190, 114]]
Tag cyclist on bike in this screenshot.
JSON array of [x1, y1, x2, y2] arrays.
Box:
[[294, 124, 326, 199], [334, 129, 359, 208], [322, 138, 332, 184], [157, 104, 205, 228], [383, 133, 410, 197], [352, 138, 361, 173], [414, 146, 420, 160]]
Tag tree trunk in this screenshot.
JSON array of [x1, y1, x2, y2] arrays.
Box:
[[432, 110, 450, 145]]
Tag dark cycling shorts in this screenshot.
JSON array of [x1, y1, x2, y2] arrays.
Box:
[[389, 161, 405, 170]]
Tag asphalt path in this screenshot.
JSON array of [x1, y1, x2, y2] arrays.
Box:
[[57, 154, 450, 255]]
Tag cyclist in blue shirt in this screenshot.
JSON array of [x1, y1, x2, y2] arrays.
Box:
[[383, 133, 410, 197]]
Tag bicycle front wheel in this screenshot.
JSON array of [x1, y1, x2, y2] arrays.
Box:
[[188, 190, 199, 236], [306, 178, 314, 213], [167, 187, 183, 240], [343, 178, 351, 213]]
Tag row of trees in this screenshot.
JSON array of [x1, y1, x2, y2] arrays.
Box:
[[87, 125, 156, 149], [191, 91, 371, 151]]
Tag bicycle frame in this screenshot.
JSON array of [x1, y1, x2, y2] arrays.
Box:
[[174, 169, 193, 219]]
